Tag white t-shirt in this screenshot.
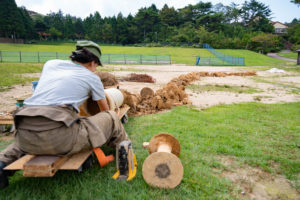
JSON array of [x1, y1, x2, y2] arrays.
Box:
[[24, 59, 105, 112]]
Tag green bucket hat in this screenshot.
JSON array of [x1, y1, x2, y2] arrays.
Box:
[[76, 40, 102, 66]]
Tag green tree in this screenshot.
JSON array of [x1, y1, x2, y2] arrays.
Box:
[[159, 4, 179, 26], [287, 23, 300, 44], [116, 13, 128, 44], [48, 27, 62, 40], [290, 0, 300, 5], [241, 0, 271, 26], [135, 5, 160, 42], [249, 33, 280, 53], [74, 18, 85, 39], [19, 6, 36, 39], [0, 0, 24, 38], [64, 15, 75, 39]]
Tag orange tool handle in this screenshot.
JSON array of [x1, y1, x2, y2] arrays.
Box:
[[93, 148, 115, 168]]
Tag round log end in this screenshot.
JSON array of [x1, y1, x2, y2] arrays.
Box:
[[148, 133, 181, 157], [142, 152, 184, 189]]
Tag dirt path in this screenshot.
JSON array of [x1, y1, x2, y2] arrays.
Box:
[[267, 53, 297, 62], [0, 64, 300, 113]]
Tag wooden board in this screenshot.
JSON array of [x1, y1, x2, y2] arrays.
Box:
[[0, 115, 14, 125], [60, 150, 93, 170], [4, 150, 93, 177], [23, 156, 68, 177], [4, 155, 35, 170]]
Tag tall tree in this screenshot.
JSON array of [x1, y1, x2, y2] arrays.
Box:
[[159, 4, 179, 26], [241, 0, 271, 26], [64, 15, 75, 39], [135, 5, 160, 42], [19, 6, 36, 39], [0, 0, 24, 38]]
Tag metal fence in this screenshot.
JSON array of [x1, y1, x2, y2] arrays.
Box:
[[196, 44, 245, 66], [0, 51, 171, 65]]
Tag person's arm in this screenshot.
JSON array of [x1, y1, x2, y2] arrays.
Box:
[[97, 99, 109, 112]]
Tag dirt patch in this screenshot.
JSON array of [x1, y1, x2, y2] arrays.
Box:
[[123, 71, 257, 116], [122, 73, 156, 83], [94, 71, 118, 87], [217, 155, 299, 200], [1, 65, 300, 114]]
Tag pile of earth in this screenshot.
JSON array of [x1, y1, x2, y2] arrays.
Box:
[[122, 71, 256, 116], [80, 70, 256, 116], [121, 73, 156, 83]]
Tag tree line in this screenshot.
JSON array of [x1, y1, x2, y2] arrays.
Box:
[[0, 0, 299, 53]]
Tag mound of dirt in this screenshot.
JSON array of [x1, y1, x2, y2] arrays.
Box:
[[123, 73, 156, 83], [80, 70, 257, 117], [94, 71, 118, 87], [124, 71, 257, 116]]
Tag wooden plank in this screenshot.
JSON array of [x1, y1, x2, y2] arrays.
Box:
[[4, 155, 35, 170], [60, 150, 93, 170], [23, 156, 68, 177], [0, 120, 14, 125], [0, 115, 14, 125]]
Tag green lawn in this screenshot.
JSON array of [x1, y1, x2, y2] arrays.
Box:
[[0, 103, 299, 199], [278, 52, 298, 60], [218, 49, 286, 66], [0, 43, 288, 66], [0, 63, 42, 91]]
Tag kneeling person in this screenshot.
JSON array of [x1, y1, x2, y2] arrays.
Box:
[[0, 41, 131, 189]]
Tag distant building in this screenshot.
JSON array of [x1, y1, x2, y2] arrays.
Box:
[[271, 21, 288, 34]]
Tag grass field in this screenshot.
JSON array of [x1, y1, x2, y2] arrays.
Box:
[[0, 103, 299, 199], [218, 49, 286, 66], [278, 52, 298, 60], [0, 63, 42, 91], [0, 43, 287, 66]]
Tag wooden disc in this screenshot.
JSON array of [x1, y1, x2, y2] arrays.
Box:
[[142, 152, 183, 189], [140, 87, 154, 99], [148, 133, 180, 157]]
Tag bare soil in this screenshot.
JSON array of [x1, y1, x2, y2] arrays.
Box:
[[1, 64, 300, 114], [217, 155, 299, 200]]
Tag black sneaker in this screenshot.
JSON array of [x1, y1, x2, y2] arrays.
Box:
[[0, 161, 9, 189]]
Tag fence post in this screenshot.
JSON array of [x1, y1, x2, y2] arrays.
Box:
[[140, 55, 142, 64], [0, 51, 2, 62], [56, 52, 58, 59], [155, 55, 157, 64], [169, 55, 171, 64], [108, 54, 110, 64], [37, 52, 40, 63], [124, 54, 126, 64], [223, 56, 224, 65], [19, 51, 22, 63]]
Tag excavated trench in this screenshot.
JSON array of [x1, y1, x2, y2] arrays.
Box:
[[81, 71, 256, 117]]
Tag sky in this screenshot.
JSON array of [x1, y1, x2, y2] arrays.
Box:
[[15, 0, 300, 23]]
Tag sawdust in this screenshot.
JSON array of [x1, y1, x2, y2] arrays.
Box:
[[122, 73, 156, 83], [217, 155, 299, 200]]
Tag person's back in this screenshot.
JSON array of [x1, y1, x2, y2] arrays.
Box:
[[25, 59, 105, 112]]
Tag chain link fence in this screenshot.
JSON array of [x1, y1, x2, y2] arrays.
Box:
[[0, 51, 171, 65], [196, 44, 245, 66]]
